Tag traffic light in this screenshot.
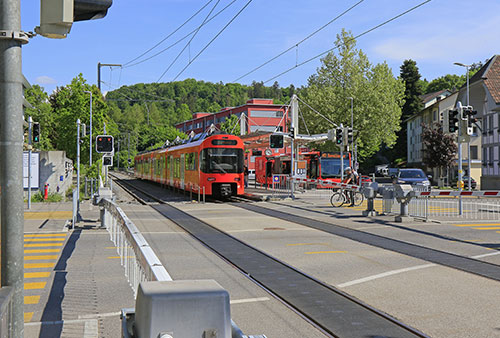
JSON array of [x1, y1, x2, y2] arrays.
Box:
[[463, 106, 478, 126], [36, 0, 113, 39], [96, 135, 113, 153], [269, 134, 284, 149], [32, 123, 40, 143], [289, 127, 295, 139], [103, 156, 112, 166], [335, 128, 343, 145], [448, 109, 459, 133], [346, 128, 353, 144]]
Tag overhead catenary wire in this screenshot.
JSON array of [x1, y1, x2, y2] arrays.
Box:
[[156, 0, 222, 83], [233, 0, 365, 83], [124, 0, 238, 69], [264, 0, 432, 84], [171, 0, 254, 82], [123, 0, 215, 66], [297, 96, 337, 127], [100, 80, 175, 102]]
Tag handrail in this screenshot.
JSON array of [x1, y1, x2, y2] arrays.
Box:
[[101, 198, 172, 293]]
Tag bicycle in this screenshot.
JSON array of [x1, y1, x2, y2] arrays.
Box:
[[330, 188, 364, 207]]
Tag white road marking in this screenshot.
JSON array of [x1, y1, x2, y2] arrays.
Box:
[[83, 319, 98, 338], [230, 297, 270, 304], [337, 264, 436, 288], [471, 251, 500, 259], [79, 312, 121, 319]]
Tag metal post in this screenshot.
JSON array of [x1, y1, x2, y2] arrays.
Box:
[[0, 0, 25, 334], [117, 140, 120, 170], [203, 187, 205, 204], [97, 62, 101, 92], [290, 95, 299, 199], [127, 132, 130, 170], [340, 124, 344, 182], [466, 66, 472, 192], [28, 116, 32, 209], [84, 91, 93, 166], [457, 106, 463, 216], [77, 119, 81, 215]]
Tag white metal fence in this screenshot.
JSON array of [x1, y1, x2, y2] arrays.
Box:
[[101, 198, 172, 295]]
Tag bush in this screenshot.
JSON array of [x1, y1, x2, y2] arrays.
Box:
[[30, 191, 63, 203]]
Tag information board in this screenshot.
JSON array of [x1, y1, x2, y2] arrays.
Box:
[[23, 152, 39, 189]]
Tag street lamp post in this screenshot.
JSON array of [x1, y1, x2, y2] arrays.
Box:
[[84, 91, 93, 166], [454, 62, 473, 191]]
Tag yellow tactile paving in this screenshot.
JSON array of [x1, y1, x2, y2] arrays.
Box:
[[24, 211, 72, 220], [24, 272, 50, 279], [24, 263, 55, 269], [454, 223, 500, 227], [24, 282, 46, 290], [24, 234, 67, 237], [475, 227, 500, 230], [24, 312, 34, 323], [24, 296, 40, 305], [24, 255, 58, 261], [25, 243, 63, 247], [24, 249, 60, 254], [24, 238, 65, 242]]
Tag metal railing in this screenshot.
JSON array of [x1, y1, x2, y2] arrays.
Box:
[[0, 287, 13, 337], [101, 198, 172, 295]]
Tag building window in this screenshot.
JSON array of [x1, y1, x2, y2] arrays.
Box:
[[470, 145, 478, 160], [489, 147, 494, 164], [249, 110, 283, 118]]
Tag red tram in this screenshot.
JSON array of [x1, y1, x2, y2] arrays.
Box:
[[134, 132, 244, 198]]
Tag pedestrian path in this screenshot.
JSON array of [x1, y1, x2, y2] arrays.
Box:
[[24, 232, 68, 323]]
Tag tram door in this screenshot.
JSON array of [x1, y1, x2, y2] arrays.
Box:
[[308, 159, 319, 179], [180, 153, 185, 189], [169, 156, 173, 185]]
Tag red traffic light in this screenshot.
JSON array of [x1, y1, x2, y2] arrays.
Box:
[[96, 135, 113, 153]]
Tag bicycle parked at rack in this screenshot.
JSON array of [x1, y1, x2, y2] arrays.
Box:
[[330, 188, 364, 207]]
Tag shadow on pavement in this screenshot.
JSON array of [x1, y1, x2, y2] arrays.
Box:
[[38, 229, 81, 338]]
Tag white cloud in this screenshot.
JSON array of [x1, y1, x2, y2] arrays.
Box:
[[35, 75, 57, 85]]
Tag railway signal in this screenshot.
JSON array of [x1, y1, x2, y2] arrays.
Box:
[[103, 155, 112, 166], [96, 135, 113, 153], [32, 123, 40, 143], [269, 134, 284, 149]]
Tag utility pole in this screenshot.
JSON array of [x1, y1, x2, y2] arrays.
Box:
[[457, 102, 463, 215], [0, 0, 28, 335], [84, 91, 93, 166], [340, 124, 344, 182], [290, 95, 299, 199], [97, 62, 122, 92], [347, 97, 357, 169], [117, 140, 120, 170], [28, 116, 32, 209]]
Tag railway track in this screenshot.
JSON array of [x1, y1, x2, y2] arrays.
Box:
[[110, 173, 427, 338]]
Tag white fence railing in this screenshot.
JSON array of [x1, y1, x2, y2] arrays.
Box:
[[101, 198, 172, 295]]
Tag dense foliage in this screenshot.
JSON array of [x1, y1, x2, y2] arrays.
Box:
[[300, 29, 405, 160], [421, 123, 457, 170]]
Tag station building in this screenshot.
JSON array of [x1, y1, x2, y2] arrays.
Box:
[[175, 98, 290, 171]]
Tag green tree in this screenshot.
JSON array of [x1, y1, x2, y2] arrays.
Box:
[[24, 85, 55, 150], [394, 59, 424, 162], [50, 74, 109, 164], [426, 74, 465, 93], [220, 114, 241, 136], [301, 29, 404, 159]]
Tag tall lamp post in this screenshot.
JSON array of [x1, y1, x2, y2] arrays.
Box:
[[454, 62, 473, 191], [84, 91, 93, 166]]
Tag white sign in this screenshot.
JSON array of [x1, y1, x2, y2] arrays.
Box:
[[23, 152, 39, 189]]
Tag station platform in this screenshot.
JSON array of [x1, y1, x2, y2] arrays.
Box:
[[23, 200, 134, 338]]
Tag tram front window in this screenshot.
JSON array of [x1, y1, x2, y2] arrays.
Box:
[[320, 158, 350, 178], [200, 148, 243, 174]]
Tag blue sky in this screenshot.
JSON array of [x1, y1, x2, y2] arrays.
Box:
[[21, 0, 500, 94]]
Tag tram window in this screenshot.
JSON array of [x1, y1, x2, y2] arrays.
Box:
[[200, 148, 243, 174], [212, 139, 237, 146], [185, 153, 197, 171]]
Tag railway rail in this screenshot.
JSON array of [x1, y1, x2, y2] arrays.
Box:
[[110, 173, 427, 338]]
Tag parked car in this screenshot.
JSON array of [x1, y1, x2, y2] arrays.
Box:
[[392, 168, 431, 190], [452, 176, 477, 190]]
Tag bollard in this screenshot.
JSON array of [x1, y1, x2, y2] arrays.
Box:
[[394, 184, 414, 223], [203, 187, 205, 204], [198, 186, 201, 203], [362, 186, 378, 216], [190, 186, 193, 202]]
